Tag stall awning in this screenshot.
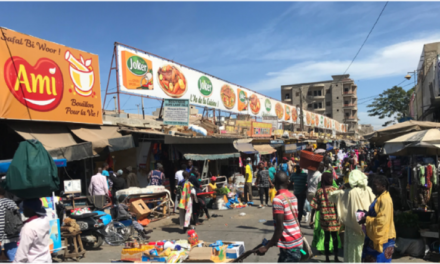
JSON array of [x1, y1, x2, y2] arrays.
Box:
[[173, 144, 239, 161], [253, 144, 277, 155], [284, 144, 297, 154], [233, 139, 257, 154], [69, 125, 135, 154], [8, 122, 94, 162]]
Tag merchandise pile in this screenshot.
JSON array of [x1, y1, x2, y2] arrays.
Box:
[[61, 218, 81, 234], [119, 230, 245, 263]]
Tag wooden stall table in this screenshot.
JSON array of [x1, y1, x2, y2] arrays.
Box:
[[62, 231, 86, 261]]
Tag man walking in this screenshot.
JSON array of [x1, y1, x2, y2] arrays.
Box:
[[256, 171, 303, 262], [88, 168, 108, 196], [306, 162, 324, 202], [14, 199, 51, 263], [109, 170, 127, 201], [244, 158, 253, 204], [0, 187, 20, 261], [290, 165, 308, 223]]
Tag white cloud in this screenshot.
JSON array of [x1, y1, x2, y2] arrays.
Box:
[[246, 34, 440, 91]]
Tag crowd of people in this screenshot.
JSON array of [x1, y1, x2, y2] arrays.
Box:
[[255, 146, 397, 263]]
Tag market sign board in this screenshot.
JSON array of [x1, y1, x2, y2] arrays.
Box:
[[262, 116, 277, 132], [163, 99, 189, 126], [251, 122, 272, 138], [0, 28, 102, 124], [116, 44, 346, 132]]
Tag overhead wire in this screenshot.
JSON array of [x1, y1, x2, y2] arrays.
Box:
[[343, 2, 388, 74]]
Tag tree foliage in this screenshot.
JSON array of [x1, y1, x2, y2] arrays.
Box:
[[367, 86, 415, 127]]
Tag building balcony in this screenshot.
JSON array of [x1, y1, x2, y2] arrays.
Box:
[[308, 95, 325, 99], [345, 116, 358, 122], [343, 104, 357, 109], [343, 91, 355, 97], [314, 108, 326, 112], [284, 98, 292, 102]]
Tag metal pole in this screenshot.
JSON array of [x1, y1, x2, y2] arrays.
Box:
[[299, 87, 304, 131], [158, 99, 165, 119], [114, 45, 121, 114], [136, 104, 140, 115], [142, 97, 145, 120], [103, 51, 115, 111], [113, 96, 117, 113]]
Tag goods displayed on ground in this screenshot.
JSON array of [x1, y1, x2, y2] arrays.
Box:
[[117, 230, 246, 263]]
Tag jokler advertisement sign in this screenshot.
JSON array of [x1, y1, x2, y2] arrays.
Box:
[[0, 28, 102, 124], [115, 43, 347, 132]]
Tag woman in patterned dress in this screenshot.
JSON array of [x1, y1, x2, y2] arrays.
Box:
[[310, 172, 341, 262], [359, 174, 396, 263]]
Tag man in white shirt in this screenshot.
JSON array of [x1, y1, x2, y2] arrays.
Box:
[[306, 162, 324, 202], [14, 199, 51, 263], [88, 168, 108, 196]]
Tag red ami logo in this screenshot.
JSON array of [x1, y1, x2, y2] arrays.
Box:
[[4, 57, 64, 111]]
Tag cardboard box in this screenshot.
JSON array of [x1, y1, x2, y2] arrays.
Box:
[[130, 199, 150, 219], [185, 241, 236, 263], [225, 242, 245, 259]]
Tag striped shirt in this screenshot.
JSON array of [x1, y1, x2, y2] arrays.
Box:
[[272, 189, 303, 249], [0, 198, 19, 241], [290, 173, 308, 195]]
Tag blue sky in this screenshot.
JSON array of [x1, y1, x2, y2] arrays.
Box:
[[1, 2, 440, 129]]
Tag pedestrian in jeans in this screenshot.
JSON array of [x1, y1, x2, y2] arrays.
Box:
[[290, 165, 308, 223], [0, 187, 20, 261], [256, 171, 303, 262], [244, 158, 253, 203], [256, 162, 274, 208]]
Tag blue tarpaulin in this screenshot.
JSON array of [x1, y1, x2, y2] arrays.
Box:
[[0, 158, 67, 174]]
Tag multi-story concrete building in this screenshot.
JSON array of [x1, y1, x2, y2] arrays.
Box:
[[411, 42, 440, 121], [281, 74, 359, 134]]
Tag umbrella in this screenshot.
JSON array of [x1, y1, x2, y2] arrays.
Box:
[[314, 148, 326, 154], [383, 129, 440, 155]]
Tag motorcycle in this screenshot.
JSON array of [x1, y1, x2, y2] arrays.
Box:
[[68, 210, 112, 249], [58, 192, 113, 249]]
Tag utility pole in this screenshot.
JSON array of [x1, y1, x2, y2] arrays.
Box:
[[136, 104, 140, 115], [141, 97, 145, 120], [113, 96, 117, 114], [299, 87, 304, 131]]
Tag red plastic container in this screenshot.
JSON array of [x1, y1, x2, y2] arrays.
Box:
[[187, 230, 199, 246], [299, 150, 323, 171]]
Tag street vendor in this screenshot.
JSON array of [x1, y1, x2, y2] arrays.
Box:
[[208, 176, 217, 198]]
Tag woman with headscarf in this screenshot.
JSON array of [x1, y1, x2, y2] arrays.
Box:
[[310, 172, 341, 262], [310, 170, 341, 256], [328, 170, 376, 262], [359, 174, 396, 263]]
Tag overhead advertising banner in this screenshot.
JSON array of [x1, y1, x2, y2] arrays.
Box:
[[116, 44, 345, 132], [0, 28, 102, 124]]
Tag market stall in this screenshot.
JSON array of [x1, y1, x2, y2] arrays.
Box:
[[383, 129, 440, 260]]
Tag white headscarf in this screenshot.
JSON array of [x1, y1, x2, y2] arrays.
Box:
[[348, 169, 368, 189]]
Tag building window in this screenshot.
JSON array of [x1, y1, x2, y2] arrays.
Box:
[[313, 90, 322, 96], [308, 104, 312, 108], [296, 92, 299, 96], [337, 97, 339, 99], [345, 112, 349, 117], [326, 102, 331, 106], [337, 109, 339, 112], [344, 88, 349, 92], [285, 93, 290, 99], [344, 101, 349, 105], [327, 89, 331, 94], [308, 91, 312, 96]]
